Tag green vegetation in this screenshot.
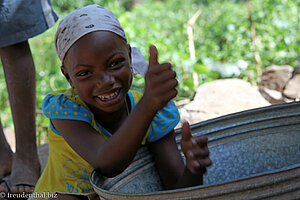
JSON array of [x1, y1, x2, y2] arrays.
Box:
[[0, 0, 299, 144]]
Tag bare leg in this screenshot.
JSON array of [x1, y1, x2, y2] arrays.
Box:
[[0, 41, 41, 193], [0, 120, 13, 178]]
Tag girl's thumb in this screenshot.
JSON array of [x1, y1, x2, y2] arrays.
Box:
[[149, 45, 158, 67], [181, 121, 192, 141]]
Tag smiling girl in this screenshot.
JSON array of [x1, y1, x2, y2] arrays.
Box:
[[34, 4, 211, 197]]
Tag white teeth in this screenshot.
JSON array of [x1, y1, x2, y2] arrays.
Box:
[[98, 90, 119, 101]]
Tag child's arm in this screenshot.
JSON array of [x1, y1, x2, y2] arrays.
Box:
[[52, 45, 178, 177], [51, 99, 154, 177], [149, 122, 212, 189]]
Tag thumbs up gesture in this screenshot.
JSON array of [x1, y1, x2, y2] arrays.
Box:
[[180, 122, 212, 174], [143, 45, 178, 114]]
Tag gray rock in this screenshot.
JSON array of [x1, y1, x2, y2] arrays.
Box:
[[259, 87, 288, 104], [179, 79, 270, 125], [260, 65, 293, 91], [259, 65, 297, 104], [283, 74, 300, 100]]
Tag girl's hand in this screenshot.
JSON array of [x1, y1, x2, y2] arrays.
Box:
[[180, 122, 212, 174], [143, 45, 178, 114]]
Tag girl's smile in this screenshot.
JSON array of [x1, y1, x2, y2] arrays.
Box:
[[62, 31, 132, 117], [94, 88, 122, 108], [97, 89, 120, 101]]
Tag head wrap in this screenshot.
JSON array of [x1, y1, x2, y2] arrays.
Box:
[[55, 4, 148, 77]]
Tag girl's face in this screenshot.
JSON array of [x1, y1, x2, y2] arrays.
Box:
[[62, 31, 132, 114]]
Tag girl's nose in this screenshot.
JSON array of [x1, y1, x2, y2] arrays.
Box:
[[96, 72, 115, 89]]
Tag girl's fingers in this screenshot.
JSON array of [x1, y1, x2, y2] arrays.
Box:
[[147, 62, 172, 74], [150, 67, 176, 82], [155, 78, 178, 95], [187, 160, 206, 174], [197, 157, 212, 167], [187, 157, 212, 174], [193, 136, 208, 147], [188, 146, 209, 158], [164, 88, 178, 103]]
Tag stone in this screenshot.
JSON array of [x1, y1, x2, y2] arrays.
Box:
[[260, 65, 293, 91], [259, 87, 287, 104], [178, 79, 270, 125], [283, 74, 300, 100]]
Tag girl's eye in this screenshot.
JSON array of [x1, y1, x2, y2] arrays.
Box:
[[110, 58, 125, 69], [77, 70, 90, 77]]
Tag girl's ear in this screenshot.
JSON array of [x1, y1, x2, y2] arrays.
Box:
[[127, 44, 133, 86], [61, 65, 74, 87], [127, 44, 132, 63]]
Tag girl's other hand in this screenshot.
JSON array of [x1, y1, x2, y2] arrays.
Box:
[[143, 45, 178, 114], [180, 121, 212, 174]]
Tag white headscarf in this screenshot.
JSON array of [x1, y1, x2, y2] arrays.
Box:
[[55, 4, 148, 77]]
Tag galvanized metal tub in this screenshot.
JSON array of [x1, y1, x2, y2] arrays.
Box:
[[90, 102, 300, 199]]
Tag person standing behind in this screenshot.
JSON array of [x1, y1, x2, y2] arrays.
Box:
[[0, 0, 58, 194]]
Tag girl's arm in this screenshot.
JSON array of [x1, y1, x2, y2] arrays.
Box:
[[149, 122, 212, 189], [52, 45, 178, 177], [52, 97, 155, 177]]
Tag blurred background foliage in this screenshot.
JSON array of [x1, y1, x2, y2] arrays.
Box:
[[0, 0, 299, 145]]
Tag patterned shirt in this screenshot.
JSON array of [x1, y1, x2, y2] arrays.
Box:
[[34, 88, 180, 196]]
